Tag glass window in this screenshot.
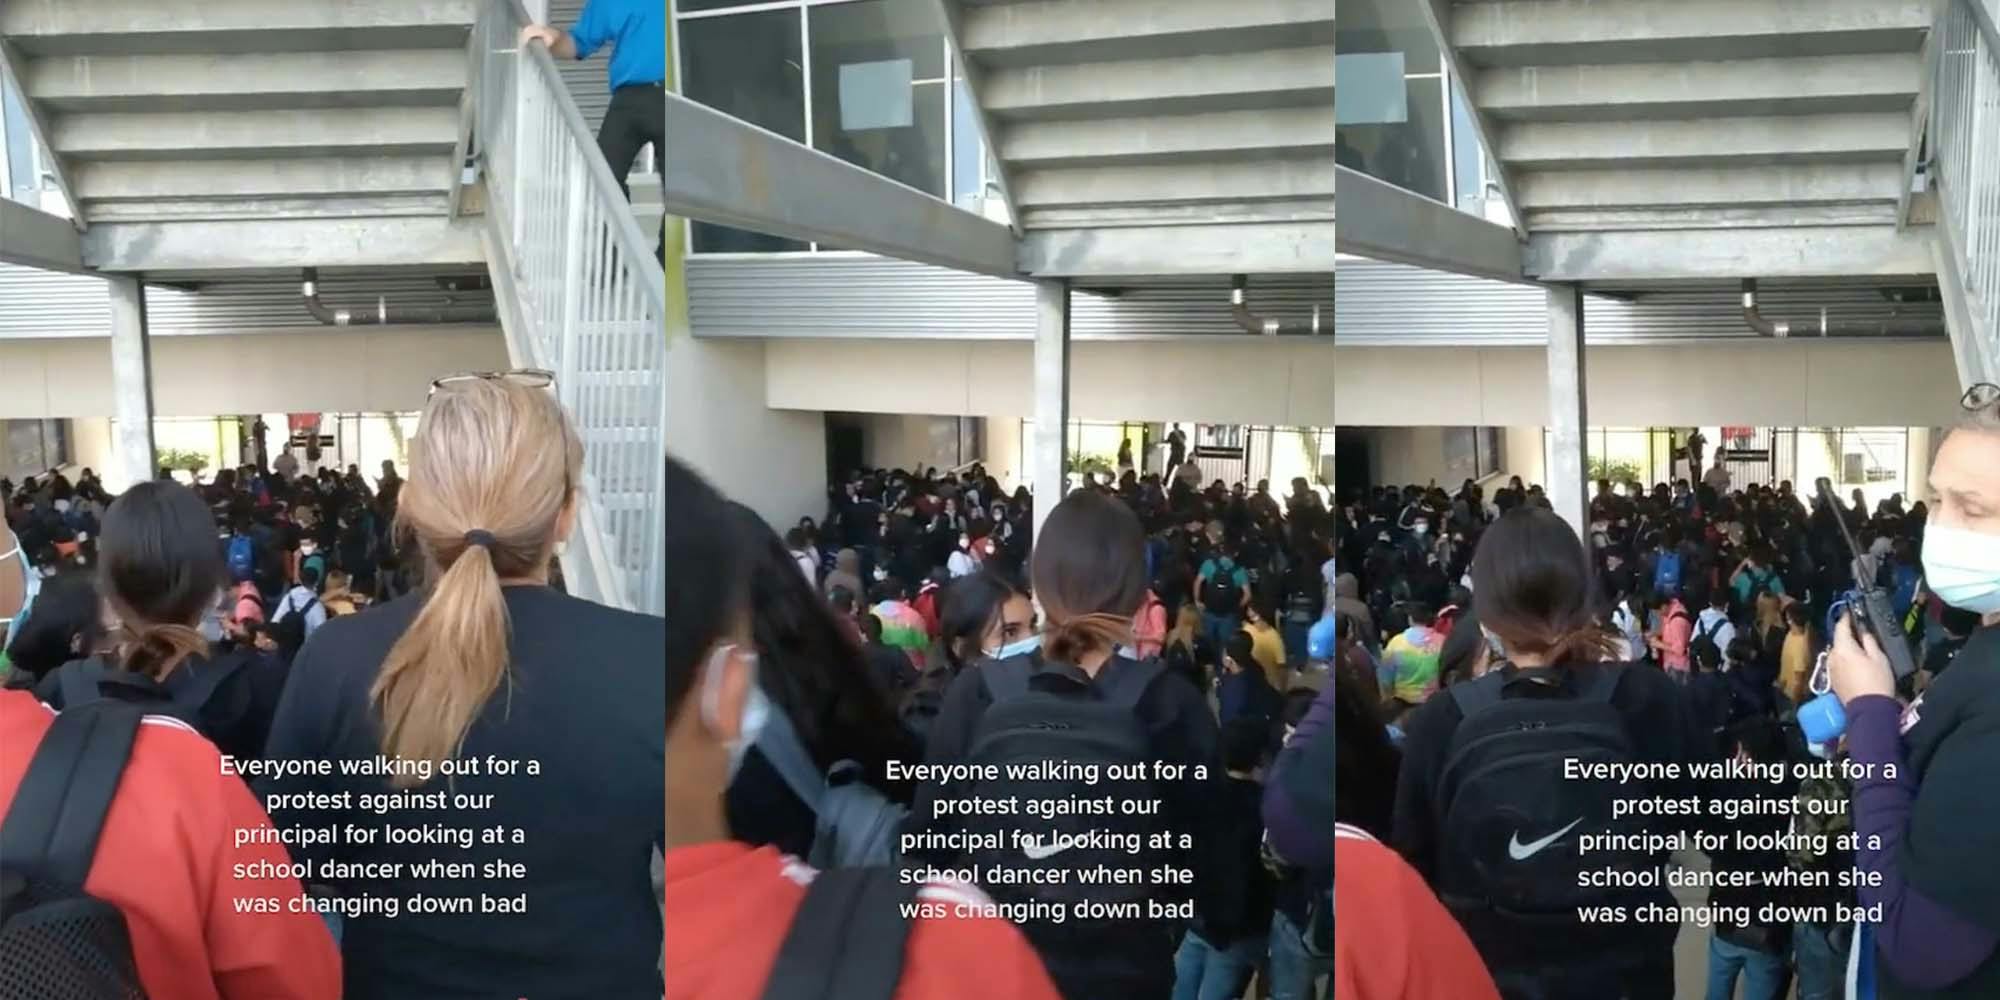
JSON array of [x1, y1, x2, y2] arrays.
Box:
[[1337, 69, 1448, 203], [680, 9, 809, 252], [1443, 427, 1502, 483], [951, 75, 983, 208], [809, 0, 948, 198], [4, 80, 37, 204], [1450, 77, 1486, 214]]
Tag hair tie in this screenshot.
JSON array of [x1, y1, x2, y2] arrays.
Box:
[[463, 529, 497, 549]]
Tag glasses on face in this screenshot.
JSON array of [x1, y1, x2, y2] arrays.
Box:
[[429, 368, 556, 396], [1962, 382, 2000, 412]]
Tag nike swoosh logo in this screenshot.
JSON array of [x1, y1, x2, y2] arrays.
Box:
[[1022, 836, 1073, 861], [1508, 818, 1584, 861]]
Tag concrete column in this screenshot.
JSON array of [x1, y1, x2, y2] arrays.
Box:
[[1031, 279, 1071, 545], [1546, 284, 1589, 536], [107, 276, 156, 487]]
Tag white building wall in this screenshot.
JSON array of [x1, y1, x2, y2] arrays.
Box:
[[664, 336, 826, 530], [0, 328, 509, 419], [1332, 341, 1964, 428], [765, 338, 1338, 426]]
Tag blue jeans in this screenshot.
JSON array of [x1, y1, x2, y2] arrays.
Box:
[[1266, 911, 1331, 1000], [1282, 620, 1311, 668], [1792, 922, 1844, 1000], [1202, 612, 1240, 662], [1171, 929, 1265, 1000], [1706, 934, 1786, 1000]]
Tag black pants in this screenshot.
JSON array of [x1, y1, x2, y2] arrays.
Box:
[[598, 83, 665, 258]]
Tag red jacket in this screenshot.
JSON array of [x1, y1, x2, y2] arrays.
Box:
[[1336, 824, 1500, 1000], [0, 691, 340, 1000], [664, 841, 1062, 1000]]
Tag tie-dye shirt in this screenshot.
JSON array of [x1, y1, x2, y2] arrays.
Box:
[[872, 600, 930, 669], [1381, 625, 1445, 702]]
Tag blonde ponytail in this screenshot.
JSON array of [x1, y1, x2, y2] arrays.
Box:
[[370, 542, 511, 787], [117, 621, 209, 680], [370, 376, 582, 787]]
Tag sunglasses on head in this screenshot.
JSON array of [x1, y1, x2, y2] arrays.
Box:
[[429, 368, 556, 396]]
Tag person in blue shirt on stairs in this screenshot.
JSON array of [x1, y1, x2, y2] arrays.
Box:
[[520, 0, 666, 257]]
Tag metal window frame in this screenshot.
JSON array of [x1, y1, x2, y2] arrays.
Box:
[[0, 39, 83, 230]]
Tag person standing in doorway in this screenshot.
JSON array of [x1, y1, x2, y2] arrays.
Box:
[[1168, 424, 1188, 471], [1686, 427, 1708, 482], [520, 1, 666, 255]]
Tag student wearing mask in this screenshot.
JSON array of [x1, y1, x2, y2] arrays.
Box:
[[723, 505, 917, 858], [662, 456, 1061, 1000], [1828, 386, 2000, 997], [262, 372, 665, 997], [905, 490, 1222, 1000], [35, 481, 290, 762], [1392, 508, 1710, 999]]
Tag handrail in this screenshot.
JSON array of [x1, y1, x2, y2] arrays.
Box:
[[1930, 0, 2000, 384], [469, 0, 670, 615]]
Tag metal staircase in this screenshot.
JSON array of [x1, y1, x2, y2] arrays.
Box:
[[944, 0, 1334, 262], [1930, 0, 2000, 389], [467, 0, 668, 616], [2, 0, 668, 615]]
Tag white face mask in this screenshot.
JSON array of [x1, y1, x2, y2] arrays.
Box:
[[1921, 524, 2000, 614], [1412, 522, 1429, 537], [0, 544, 36, 647], [698, 643, 767, 779]]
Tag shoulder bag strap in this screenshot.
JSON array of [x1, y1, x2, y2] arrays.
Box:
[[758, 867, 918, 1000], [0, 702, 144, 887]]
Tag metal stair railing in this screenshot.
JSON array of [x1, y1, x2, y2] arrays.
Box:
[[1931, 0, 2000, 386], [467, 0, 669, 615]]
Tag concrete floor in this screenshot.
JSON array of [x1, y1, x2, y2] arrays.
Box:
[[1670, 851, 1798, 1000]]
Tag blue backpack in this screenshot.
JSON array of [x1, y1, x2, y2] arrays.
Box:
[[226, 534, 256, 582], [1652, 550, 1683, 596]]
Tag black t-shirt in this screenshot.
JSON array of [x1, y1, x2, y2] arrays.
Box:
[[35, 648, 288, 762], [262, 586, 664, 1000], [1883, 624, 2000, 999]]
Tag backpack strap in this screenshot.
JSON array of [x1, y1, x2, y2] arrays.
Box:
[[0, 701, 143, 888], [1447, 668, 1506, 717], [754, 703, 828, 813], [1571, 663, 1625, 704], [758, 867, 917, 1000], [979, 653, 1035, 702], [171, 654, 252, 714], [1090, 654, 1163, 710]]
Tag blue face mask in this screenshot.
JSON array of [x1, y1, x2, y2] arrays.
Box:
[[991, 633, 1042, 660]]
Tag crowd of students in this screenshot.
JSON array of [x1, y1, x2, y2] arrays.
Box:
[[668, 458, 1341, 1000], [1333, 397, 2000, 1000], [1, 371, 665, 999]]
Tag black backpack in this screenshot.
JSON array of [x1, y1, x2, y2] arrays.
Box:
[[56, 656, 249, 742], [270, 593, 319, 663], [1203, 561, 1243, 616], [958, 654, 1167, 921], [1689, 616, 1728, 669], [757, 867, 917, 1000], [0, 702, 150, 999], [1433, 665, 1654, 919]]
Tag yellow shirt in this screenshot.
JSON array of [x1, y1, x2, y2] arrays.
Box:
[[1247, 622, 1287, 689]]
